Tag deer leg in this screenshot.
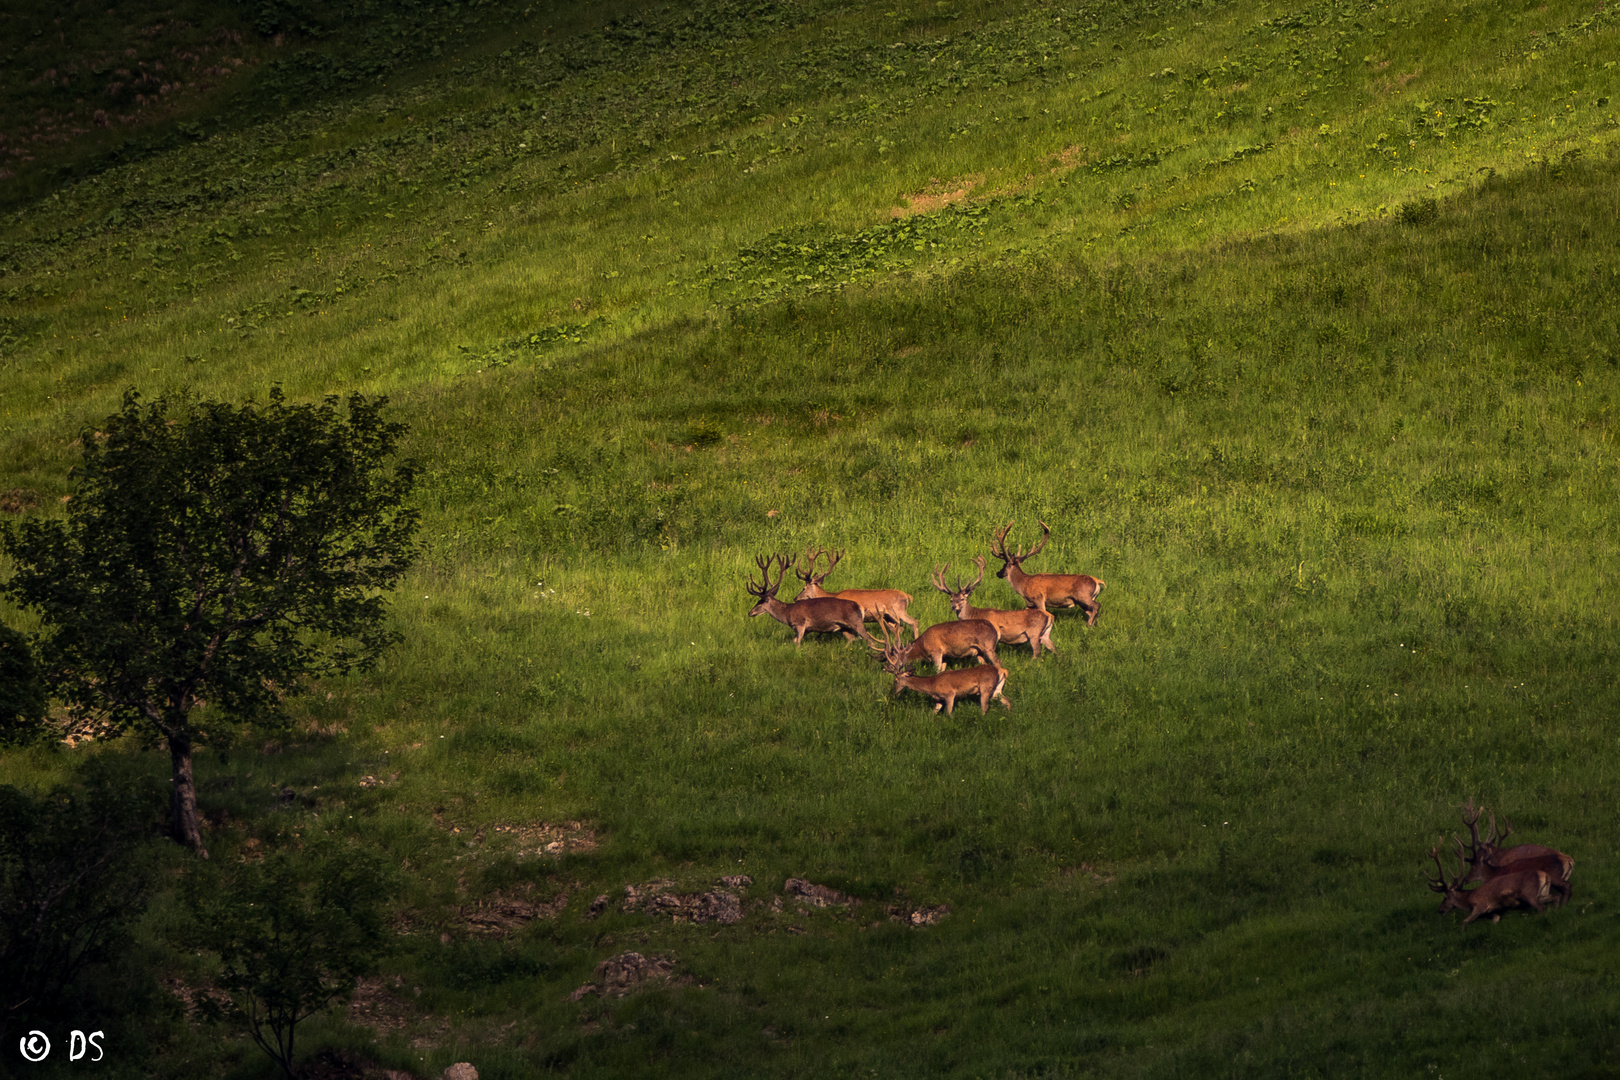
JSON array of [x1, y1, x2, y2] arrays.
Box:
[[794, 627, 808, 647], [941, 694, 956, 715], [997, 691, 1012, 711]]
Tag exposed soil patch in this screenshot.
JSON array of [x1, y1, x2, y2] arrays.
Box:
[[1044, 144, 1086, 174], [348, 975, 449, 1048], [0, 488, 41, 514], [890, 174, 982, 219], [569, 951, 677, 1000], [487, 820, 599, 856], [622, 878, 746, 924], [784, 877, 855, 908], [460, 887, 570, 937], [888, 903, 951, 926]]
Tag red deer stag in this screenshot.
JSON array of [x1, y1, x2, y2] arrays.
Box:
[[1426, 840, 1553, 924], [746, 554, 874, 647], [873, 627, 1010, 716], [1457, 800, 1573, 906], [866, 608, 1000, 674], [934, 557, 1057, 659], [989, 521, 1105, 624], [792, 547, 920, 642]]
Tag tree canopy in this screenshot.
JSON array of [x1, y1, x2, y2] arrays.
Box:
[[1, 388, 418, 854]]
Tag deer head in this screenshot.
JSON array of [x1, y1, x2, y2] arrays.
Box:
[[792, 546, 843, 596], [931, 559, 983, 617], [745, 553, 792, 616], [989, 520, 1050, 579]]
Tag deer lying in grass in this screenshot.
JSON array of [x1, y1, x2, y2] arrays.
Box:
[[873, 627, 1010, 716], [792, 547, 920, 642], [746, 554, 874, 647], [1457, 800, 1573, 906], [1426, 840, 1553, 924], [934, 557, 1057, 659], [989, 521, 1105, 625]]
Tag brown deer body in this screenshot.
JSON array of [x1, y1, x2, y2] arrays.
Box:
[[792, 548, 920, 641], [989, 521, 1105, 624], [746, 554, 874, 647], [934, 558, 1057, 659], [1427, 842, 1554, 924], [877, 618, 1000, 674], [1457, 802, 1573, 906], [874, 629, 1010, 715]]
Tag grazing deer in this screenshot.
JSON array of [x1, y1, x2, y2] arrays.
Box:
[[866, 611, 1000, 674], [1426, 840, 1553, 924], [934, 557, 1057, 659], [989, 521, 1105, 624], [873, 627, 1010, 716], [746, 554, 874, 647], [792, 547, 920, 642], [1457, 800, 1573, 906]]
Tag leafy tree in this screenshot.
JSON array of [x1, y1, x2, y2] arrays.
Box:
[[0, 620, 45, 744], [0, 763, 165, 1047], [183, 838, 395, 1079], [1, 389, 418, 856]]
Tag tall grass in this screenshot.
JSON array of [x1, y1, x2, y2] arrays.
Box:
[[3, 0, 1619, 1075]]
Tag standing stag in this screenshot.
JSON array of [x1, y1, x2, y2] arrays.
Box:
[[873, 627, 1010, 716], [1457, 800, 1573, 905], [792, 547, 921, 642], [746, 554, 875, 647], [1426, 840, 1554, 924], [989, 521, 1105, 624], [934, 557, 1057, 659]]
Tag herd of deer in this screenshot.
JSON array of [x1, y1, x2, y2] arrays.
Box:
[[744, 521, 1105, 716], [1426, 800, 1575, 924], [743, 524, 1575, 924]]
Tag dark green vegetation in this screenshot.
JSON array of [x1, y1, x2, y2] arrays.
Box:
[[3, 389, 418, 855], [2, 0, 1619, 1075]]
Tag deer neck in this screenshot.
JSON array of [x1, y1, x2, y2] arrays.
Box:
[[1005, 560, 1036, 596], [758, 597, 796, 625]]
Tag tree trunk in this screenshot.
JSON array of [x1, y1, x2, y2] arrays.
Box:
[[168, 732, 209, 858]]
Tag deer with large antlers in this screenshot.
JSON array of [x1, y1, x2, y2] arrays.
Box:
[[1426, 840, 1554, 924], [746, 554, 875, 647], [934, 557, 1057, 659], [1457, 800, 1573, 905], [866, 609, 1001, 674], [989, 521, 1105, 624], [792, 547, 921, 642], [873, 626, 1010, 716]]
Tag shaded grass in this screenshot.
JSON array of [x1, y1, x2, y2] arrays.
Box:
[[3, 0, 1620, 1075]]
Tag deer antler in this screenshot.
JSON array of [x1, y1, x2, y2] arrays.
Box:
[[821, 548, 844, 583], [989, 522, 1014, 561], [747, 553, 790, 600], [794, 546, 824, 584], [1459, 799, 1487, 863], [967, 555, 986, 593], [1028, 520, 1053, 560], [930, 564, 952, 596], [1425, 844, 1454, 893]]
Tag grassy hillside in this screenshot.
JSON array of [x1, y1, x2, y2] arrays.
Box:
[[3, 0, 1620, 1076]]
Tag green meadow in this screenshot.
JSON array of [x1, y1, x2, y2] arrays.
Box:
[[3, 0, 1619, 1074]]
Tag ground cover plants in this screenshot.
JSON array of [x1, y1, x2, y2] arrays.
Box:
[[2, 0, 1619, 1075]]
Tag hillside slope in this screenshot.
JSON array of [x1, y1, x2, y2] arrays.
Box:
[[2, 0, 1619, 1077]]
